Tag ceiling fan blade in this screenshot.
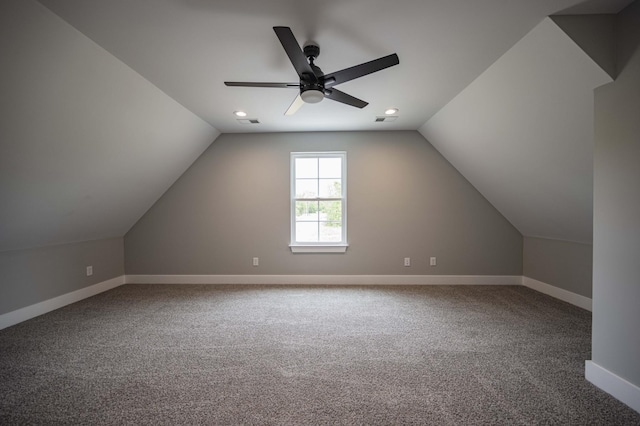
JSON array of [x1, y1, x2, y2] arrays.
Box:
[[285, 93, 305, 116], [323, 53, 399, 88], [273, 26, 318, 83], [324, 88, 368, 108], [225, 82, 299, 88]]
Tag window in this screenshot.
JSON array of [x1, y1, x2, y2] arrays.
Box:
[[290, 152, 347, 253]]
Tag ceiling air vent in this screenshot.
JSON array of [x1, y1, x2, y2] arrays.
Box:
[[375, 116, 398, 122], [237, 118, 260, 124]]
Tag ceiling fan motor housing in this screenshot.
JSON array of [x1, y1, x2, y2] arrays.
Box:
[[300, 75, 325, 104], [303, 42, 320, 60]]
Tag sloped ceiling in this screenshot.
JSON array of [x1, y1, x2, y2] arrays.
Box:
[[0, 0, 219, 251], [0, 0, 633, 253], [419, 18, 613, 243], [551, 14, 616, 79]]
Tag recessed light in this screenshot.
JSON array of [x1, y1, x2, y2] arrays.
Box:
[[234, 111, 247, 117], [385, 108, 398, 115]]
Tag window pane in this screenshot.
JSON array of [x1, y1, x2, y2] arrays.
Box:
[[318, 179, 341, 198], [319, 222, 342, 242], [295, 201, 319, 221], [295, 158, 318, 178], [296, 222, 318, 242], [295, 179, 317, 198], [319, 157, 341, 179], [291, 152, 346, 247], [318, 200, 341, 222]]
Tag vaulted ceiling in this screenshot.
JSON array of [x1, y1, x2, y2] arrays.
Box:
[[0, 0, 633, 252], [36, 0, 628, 132]]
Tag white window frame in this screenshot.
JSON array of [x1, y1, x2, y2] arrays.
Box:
[[290, 151, 348, 253]]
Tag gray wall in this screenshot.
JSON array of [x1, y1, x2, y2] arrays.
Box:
[[125, 131, 522, 276], [592, 0, 640, 387], [523, 237, 592, 298], [0, 237, 124, 315]]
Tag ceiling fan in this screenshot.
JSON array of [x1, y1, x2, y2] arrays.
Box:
[[225, 27, 399, 115]]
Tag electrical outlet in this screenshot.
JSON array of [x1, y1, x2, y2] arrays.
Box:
[[404, 257, 411, 267], [86, 266, 93, 276], [252, 257, 259, 267], [430, 257, 437, 266]]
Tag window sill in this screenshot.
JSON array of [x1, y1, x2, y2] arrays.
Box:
[[290, 245, 348, 253]]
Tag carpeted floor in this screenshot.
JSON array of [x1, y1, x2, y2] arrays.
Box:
[[1, 284, 639, 425]]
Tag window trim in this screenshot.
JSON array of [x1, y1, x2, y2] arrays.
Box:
[[290, 151, 348, 253]]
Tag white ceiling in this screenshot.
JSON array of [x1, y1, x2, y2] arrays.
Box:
[[36, 0, 628, 133], [0, 0, 218, 251], [420, 18, 612, 244], [0, 0, 632, 252]]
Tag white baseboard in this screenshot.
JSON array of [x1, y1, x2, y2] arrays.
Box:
[[0, 275, 125, 331], [586, 361, 640, 413], [522, 276, 592, 311], [124, 274, 523, 286], [1, 274, 590, 330]]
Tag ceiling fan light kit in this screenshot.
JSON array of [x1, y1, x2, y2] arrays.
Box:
[[224, 26, 399, 115], [300, 89, 324, 104]]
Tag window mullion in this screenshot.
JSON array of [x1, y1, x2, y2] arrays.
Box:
[[295, 197, 341, 202]]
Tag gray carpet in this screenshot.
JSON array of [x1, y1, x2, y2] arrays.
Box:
[[1, 285, 639, 425]]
